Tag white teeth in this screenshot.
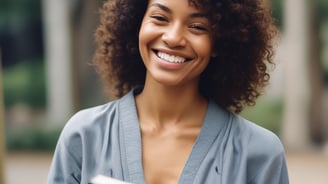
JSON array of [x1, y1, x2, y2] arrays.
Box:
[[157, 51, 186, 63]]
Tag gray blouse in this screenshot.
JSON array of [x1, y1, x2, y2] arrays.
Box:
[[47, 88, 289, 184]]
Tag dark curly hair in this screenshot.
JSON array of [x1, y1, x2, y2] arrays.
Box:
[[93, 0, 278, 113]]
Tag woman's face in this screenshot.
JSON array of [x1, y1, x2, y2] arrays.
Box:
[[138, 0, 214, 87]]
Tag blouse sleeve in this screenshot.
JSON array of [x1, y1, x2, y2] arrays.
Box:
[[247, 149, 289, 184], [246, 126, 289, 184], [47, 116, 84, 184]]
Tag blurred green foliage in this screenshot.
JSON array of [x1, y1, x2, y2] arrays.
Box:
[[242, 97, 283, 136], [318, 0, 328, 21], [271, 0, 328, 27], [3, 60, 46, 108], [272, 0, 283, 28], [6, 126, 62, 150], [319, 0, 328, 85], [0, 0, 41, 28]]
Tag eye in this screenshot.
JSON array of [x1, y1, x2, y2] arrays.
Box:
[[189, 23, 209, 32], [150, 15, 168, 22]]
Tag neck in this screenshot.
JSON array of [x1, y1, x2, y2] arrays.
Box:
[[135, 78, 208, 127]]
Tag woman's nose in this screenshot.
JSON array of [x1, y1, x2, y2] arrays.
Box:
[[162, 23, 187, 48]]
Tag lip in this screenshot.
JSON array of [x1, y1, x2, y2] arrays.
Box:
[[152, 48, 193, 62], [151, 48, 193, 70]]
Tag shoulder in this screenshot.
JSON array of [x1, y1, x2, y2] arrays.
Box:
[[230, 115, 288, 182], [55, 99, 123, 149], [63, 100, 119, 135], [58, 88, 138, 143], [206, 104, 289, 183], [231, 115, 285, 156]]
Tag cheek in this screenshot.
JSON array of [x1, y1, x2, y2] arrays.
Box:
[[193, 37, 213, 57], [138, 24, 155, 57], [138, 25, 146, 49], [138, 27, 148, 60], [139, 22, 156, 44]]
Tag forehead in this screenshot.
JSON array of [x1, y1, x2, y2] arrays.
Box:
[[147, 0, 202, 7], [147, 0, 206, 12]]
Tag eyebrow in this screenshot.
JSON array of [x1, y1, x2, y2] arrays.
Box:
[[150, 3, 208, 18], [151, 3, 172, 13]]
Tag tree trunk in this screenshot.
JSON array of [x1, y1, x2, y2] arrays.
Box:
[[71, 0, 106, 109], [282, 0, 312, 150], [42, 0, 75, 125], [308, 0, 325, 145]]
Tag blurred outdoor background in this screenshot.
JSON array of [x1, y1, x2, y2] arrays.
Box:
[[0, 0, 328, 183]]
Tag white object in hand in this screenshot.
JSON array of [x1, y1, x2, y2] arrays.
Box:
[[90, 175, 133, 184]]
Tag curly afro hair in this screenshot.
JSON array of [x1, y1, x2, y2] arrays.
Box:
[[93, 0, 278, 113]]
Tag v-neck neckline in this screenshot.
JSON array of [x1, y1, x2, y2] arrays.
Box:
[[118, 88, 229, 184]]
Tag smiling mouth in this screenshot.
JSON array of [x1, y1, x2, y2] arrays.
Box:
[[153, 50, 192, 63]]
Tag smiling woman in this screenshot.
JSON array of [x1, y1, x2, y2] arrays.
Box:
[[47, 0, 289, 184], [93, 0, 277, 113]]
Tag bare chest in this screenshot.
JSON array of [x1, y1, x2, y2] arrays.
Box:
[[141, 130, 199, 184]]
